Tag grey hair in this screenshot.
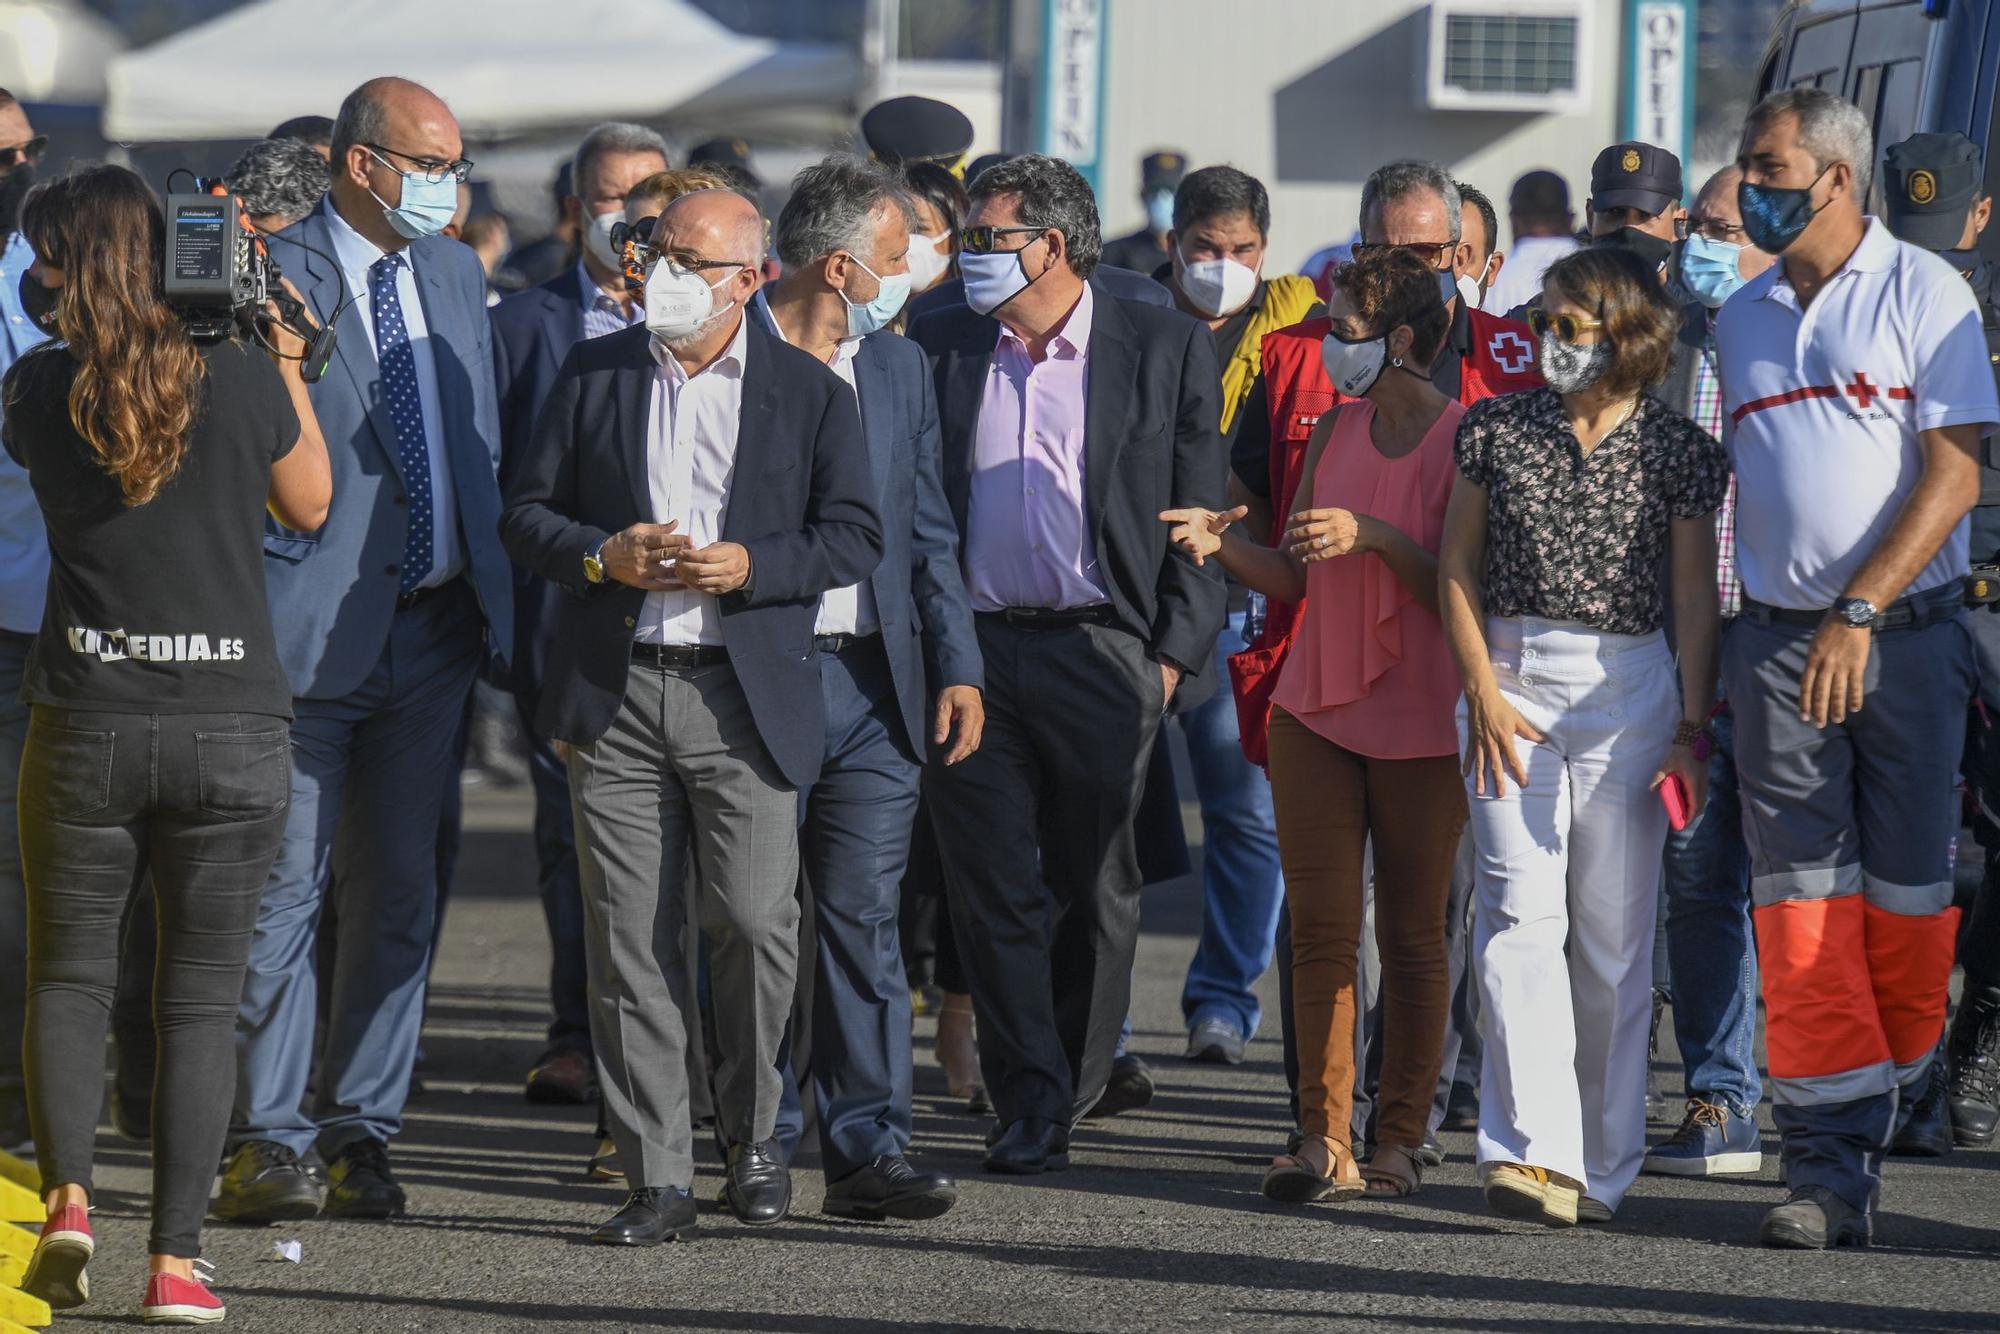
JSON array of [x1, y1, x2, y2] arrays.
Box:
[[570, 121, 669, 201], [775, 156, 917, 268], [329, 82, 391, 163], [968, 153, 1102, 279], [226, 136, 331, 227], [1742, 88, 1874, 199], [1359, 160, 1463, 246]]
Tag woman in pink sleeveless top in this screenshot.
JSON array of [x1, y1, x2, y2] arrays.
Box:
[[1162, 249, 1468, 1202]]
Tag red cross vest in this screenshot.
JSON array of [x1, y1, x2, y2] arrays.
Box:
[[1230, 308, 1544, 766]]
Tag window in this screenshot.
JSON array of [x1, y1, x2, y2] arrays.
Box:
[[1423, 0, 1591, 113]]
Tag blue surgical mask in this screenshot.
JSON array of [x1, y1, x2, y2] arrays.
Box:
[[366, 148, 461, 241], [1145, 189, 1175, 236], [1680, 232, 1749, 308], [841, 253, 913, 337], [959, 245, 1039, 316], [1739, 166, 1831, 255]]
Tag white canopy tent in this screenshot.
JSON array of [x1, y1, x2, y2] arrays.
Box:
[[102, 0, 862, 143], [0, 0, 125, 106]]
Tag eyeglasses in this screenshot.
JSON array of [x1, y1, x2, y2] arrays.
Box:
[[959, 225, 1047, 254], [1350, 240, 1455, 267], [1523, 306, 1606, 343], [0, 136, 47, 171], [366, 143, 474, 185], [658, 252, 749, 274], [1687, 216, 1749, 244]]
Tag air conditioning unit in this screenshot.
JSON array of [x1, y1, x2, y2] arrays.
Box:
[[1422, 0, 1593, 114]]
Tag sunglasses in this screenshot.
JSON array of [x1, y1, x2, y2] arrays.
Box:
[[1523, 306, 1607, 343], [1350, 240, 1455, 267], [0, 136, 47, 171], [958, 224, 1047, 254]]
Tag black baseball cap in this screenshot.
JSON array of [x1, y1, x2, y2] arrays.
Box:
[[1590, 141, 1683, 216], [1509, 168, 1570, 217], [861, 95, 975, 171], [1140, 150, 1187, 195], [1883, 131, 1985, 252]]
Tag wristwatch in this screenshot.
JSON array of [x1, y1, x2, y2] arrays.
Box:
[[1833, 596, 1879, 628], [582, 537, 609, 585]]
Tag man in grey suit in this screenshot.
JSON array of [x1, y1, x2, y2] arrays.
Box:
[[753, 157, 982, 1220], [215, 77, 513, 1223]]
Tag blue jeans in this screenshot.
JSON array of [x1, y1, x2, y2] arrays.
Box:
[[1178, 606, 1285, 1039], [1661, 703, 1760, 1116]]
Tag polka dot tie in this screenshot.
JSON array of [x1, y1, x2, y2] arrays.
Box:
[[370, 254, 434, 597]]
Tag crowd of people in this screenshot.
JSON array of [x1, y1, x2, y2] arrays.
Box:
[[0, 68, 1998, 1325]]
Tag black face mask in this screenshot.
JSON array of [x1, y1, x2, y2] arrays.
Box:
[[0, 162, 32, 236], [1597, 225, 1676, 273], [1939, 247, 1983, 277], [17, 269, 58, 334]]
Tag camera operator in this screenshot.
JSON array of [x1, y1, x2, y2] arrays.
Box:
[[5, 163, 328, 1325], [225, 135, 331, 235]]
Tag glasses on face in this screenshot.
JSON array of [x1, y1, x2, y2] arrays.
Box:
[[1524, 306, 1606, 344], [366, 143, 474, 185], [1688, 215, 1749, 244], [658, 251, 748, 275], [1350, 240, 1455, 268], [0, 136, 47, 171], [959, 225, 1047, 254]]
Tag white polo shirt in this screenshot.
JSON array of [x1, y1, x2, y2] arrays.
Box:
[[1717, 217, 1999, 609]]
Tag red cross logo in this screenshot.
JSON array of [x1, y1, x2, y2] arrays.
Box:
[[1488, 330, 1534, 375], [1843, 372, 1880, 409]]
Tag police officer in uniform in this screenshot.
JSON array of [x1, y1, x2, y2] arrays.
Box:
[[1883, 130, 2000, 1152], [1102, 151, 1187, 275], [861, 95, 975, 173]]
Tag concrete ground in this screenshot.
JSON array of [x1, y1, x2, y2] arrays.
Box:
[[47, 785, 2000, 1332]]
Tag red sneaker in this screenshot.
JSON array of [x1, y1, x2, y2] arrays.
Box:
[[141, 1263, 225, 1325], [21, 1202, 93, 1309]]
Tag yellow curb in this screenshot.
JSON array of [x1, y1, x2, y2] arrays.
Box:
[[0, 1180, 36, 1225], [0, 1287, 49, 1328], [0, 1228, 28, 1262], [0, 1155, 30, 1194], [0, 1252, 21, 1284], [0, 1319, 38, 1334]]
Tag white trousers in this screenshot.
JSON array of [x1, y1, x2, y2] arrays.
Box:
[[1459, 618, 1677, 1210]]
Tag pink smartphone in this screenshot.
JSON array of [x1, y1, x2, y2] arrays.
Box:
[[1661, 773, 1693, 832]]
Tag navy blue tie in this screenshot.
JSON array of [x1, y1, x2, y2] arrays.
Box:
[[369, 253, 434, 596]]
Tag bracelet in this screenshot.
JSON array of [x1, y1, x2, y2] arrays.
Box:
[[1672, 719, 1707, 749]]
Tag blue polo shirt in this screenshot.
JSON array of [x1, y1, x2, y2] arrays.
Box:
[[0, 229, 50, 634]]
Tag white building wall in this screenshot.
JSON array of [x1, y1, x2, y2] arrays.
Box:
[[1096, 0, 1625, 268]]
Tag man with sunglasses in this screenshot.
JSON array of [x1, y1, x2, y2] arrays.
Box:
[[217, 77, 513, 1226], [908, 153, 1226, 1174], [0, 85, 48, 1158]]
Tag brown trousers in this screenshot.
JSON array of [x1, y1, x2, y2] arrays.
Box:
[[1268, 708, 1467, 1153]]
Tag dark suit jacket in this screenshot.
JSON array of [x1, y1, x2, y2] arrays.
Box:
[[747, 299, 981, 756], [910, 284, 1227, 709], [498, 317, 885, 786], [1660, 301, 1710, 421], [490, 267, 590, 699], [904, 263, 1172, 325]]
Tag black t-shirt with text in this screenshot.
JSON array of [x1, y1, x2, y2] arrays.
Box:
[[2, 337, 299, 716]]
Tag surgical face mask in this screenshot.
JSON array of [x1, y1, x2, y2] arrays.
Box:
[[1455, 272, 1485, 312], [1738, 167, 1832, 254], [1320, 327, 1387, 398], [1176, 247, 1261, 318], [645, 259, 738, 343], [840, 253, 912, 337], [1145, 190, 1175, 236], [907, 232, 951, 292], [16, 269, 57, 334], [365, 149, 460, 241], [1680, 232, 1749, 308], [959, 241, 1043, 316], [582, 209, 622, 272], [1537, 329, 1614, 395]]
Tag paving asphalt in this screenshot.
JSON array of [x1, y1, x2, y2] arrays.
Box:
[[45, 784, 2000, 1333]]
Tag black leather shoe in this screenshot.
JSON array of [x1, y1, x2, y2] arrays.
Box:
[[591, 1186, 696, 1245], [984, 1117, 1069, 1174], [824, 1155, 959, 1221], [1082, 1054, 1155, 1119], [1948, 986, 2000, 1147], [1417, 1132, 1445, 1168], [210, 1140, 323, 1223], [1890, 1049, 1953, 1158], [323, 1138, 406, 1219], [723, 1139, 791, 1225], [1760, 1185, 1872, 1249]]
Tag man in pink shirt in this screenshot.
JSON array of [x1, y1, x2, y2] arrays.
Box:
[[909, 154, 1226, 1174]]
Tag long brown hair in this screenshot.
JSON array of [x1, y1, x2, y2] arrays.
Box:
[[20, 165, 206, 506]]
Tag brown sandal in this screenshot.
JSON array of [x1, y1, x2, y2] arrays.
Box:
[[1260, 1135, 1365, 1204], [1361, 1143, 1423, 1199]]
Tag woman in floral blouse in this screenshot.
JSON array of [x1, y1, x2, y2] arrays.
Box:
[[1438, 245, 1729, 1228]]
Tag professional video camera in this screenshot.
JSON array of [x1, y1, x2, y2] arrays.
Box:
[[162, 175, 335, 382]]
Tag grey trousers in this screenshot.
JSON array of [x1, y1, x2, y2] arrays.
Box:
[[569, 658, 800, 1189]]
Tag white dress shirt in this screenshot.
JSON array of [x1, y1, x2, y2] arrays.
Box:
[[756, 291, 879, 637], [636, 314, 750, 646], [323, 200, 461, 587]]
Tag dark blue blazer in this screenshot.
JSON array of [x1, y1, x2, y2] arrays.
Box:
[[909, 286, 1226, 710], [262, 201, 513, 699], [499, 318, 885, 786], [749, 300, 980, 755], [490, 267, 590, 698]]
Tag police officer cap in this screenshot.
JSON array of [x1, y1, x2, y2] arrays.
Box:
[[1589, 141, 1683, 217], [966, 152, 1014, 187], [1140, 150, 1187, 195], [861, 96, 974, 170], [688, 137, 761, 190], [1883, 132, 1985, 252]]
